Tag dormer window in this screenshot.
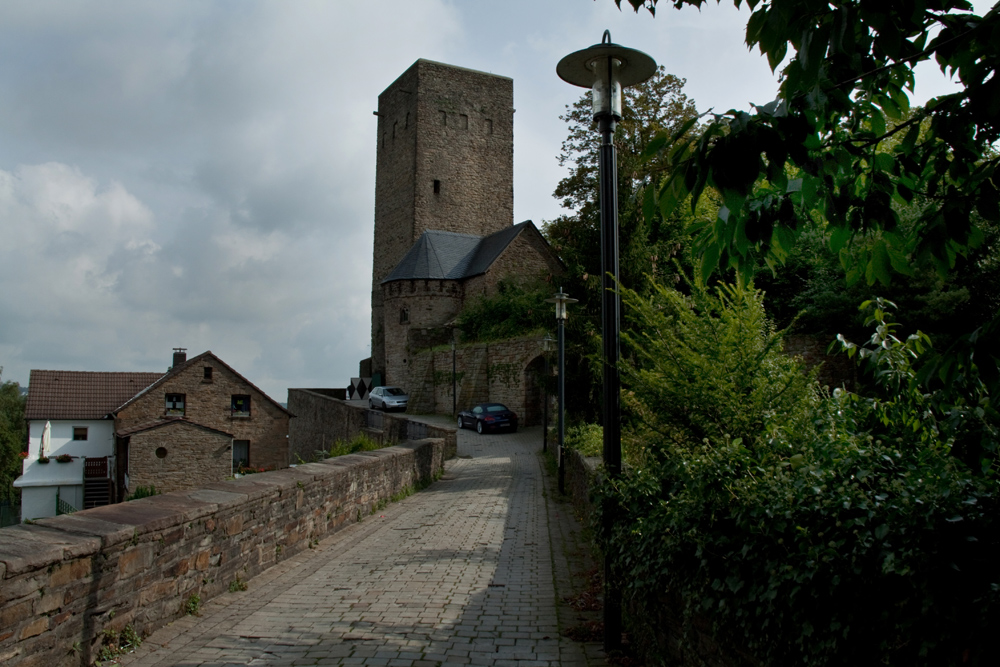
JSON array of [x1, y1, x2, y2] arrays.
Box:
[[231, 395, 251, 417], [165, 394, 185, 416]]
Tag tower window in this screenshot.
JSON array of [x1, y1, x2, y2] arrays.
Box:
[[393, 121, 398, 139], [433, 180, 441, 194], [440, 110, 447, 125], [400, 308, 410, 324], [459, 114, 468, 130], [485, 119, 493, 134]]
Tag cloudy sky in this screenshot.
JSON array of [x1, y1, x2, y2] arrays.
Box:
[[0, 0, 985, 401]]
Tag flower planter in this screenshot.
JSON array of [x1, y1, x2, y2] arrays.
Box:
[[38, 457, 50, 464]]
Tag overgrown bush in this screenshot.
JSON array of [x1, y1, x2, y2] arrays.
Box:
[[596, 283, 1000, 666], [126, 485, 159, 501], [455, 279, 550, 343]]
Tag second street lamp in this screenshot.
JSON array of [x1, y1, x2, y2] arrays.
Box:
[[545, 289, 577, 495], [558, 30, 656, 652]]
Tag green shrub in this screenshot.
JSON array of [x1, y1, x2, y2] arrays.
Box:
[[455, 279, 550, 343], [597, 285, 1000, 666], [620, 279, 820, 466], [564, 423, 604, 457], [318, 434, 382, 460], [126, 485, 159, 501]]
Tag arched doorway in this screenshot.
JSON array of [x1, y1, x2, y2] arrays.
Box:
[[522, 356, 547, 426]]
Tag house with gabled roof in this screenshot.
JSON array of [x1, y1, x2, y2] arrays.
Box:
[[16, 349, 292, 520], [112, 349, 292, 497], [16, 370, 162, 520]]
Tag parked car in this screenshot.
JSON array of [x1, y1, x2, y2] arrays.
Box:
[[369, 386, 409, 412], [457, 403, 518, 434]]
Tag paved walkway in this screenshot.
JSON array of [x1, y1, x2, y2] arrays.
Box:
[[119, 425, 606, 667]]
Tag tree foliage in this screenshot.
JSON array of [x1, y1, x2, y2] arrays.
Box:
[[543, 67, 705, 420], [0, 368, 26, 505], [617, 0, 999, 289], [596, 281, 1000, 666]]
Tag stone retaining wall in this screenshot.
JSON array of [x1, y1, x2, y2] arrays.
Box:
[[0, 438, 447, 667], [286, 390, 457, 464]]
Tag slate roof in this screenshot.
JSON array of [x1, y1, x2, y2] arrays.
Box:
[[25, 370, 164, 421], [382, 221, 535, 284]]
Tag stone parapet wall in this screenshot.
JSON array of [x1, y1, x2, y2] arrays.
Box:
[[0, 439, 447, 667], [402, 337, 547, 424], [287, 390, 457, 463]]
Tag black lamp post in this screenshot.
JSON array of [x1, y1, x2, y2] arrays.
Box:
[[545, 289, 577, 495], [542, 334, 555, 453], [558, 30, 656, 652], [451, 338, 457, 417]]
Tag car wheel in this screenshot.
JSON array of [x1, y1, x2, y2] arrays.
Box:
[[457, 417, 463, 429], [368, 399, 374, 409], [381, 400, 387, 411], [477, 421, 484, 435]]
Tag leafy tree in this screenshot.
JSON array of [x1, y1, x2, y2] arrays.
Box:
[[543, 67, 704, 420], [618, 0, 999, 289], [0, 368, 26, 505], [545, 66, 701, 296]]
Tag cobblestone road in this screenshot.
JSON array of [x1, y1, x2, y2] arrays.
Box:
[[119, 424, 606, 667]]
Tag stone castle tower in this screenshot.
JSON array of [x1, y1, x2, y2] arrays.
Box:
[[370, 60, 515, 379]]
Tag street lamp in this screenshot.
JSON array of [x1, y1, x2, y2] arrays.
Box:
[[541, 334, 556, 453], [545, 289, 577, 495], [558, 30, 656, 652]]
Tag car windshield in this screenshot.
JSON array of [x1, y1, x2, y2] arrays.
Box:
[[385, 387, 406, 396], [485, 404, 508, 413]]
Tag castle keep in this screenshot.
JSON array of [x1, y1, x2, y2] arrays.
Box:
[[368, 59, 563, 417]]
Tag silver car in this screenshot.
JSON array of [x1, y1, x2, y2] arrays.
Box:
[[368, 386, 409, 412]]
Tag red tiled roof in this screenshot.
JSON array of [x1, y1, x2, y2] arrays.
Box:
[[25, 370, 164, 421]]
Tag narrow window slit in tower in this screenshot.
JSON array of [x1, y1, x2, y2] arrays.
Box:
[[440, 111, 447, 126], [433, 180, 441, 194], [459, 114, 468, 130], [485, 119, 493, 134]]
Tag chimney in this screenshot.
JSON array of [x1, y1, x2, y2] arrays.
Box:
[[172, 348, 187, 368]]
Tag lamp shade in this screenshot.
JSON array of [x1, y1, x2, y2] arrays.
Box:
[[557, 30, 656, 120], [545, 289, 579, 321]]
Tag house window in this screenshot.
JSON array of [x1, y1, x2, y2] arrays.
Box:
[[233, 440, 250, 473], [400, 308, 409, 324], [165, 394, 185, 416], [73, 427, 88, 441], [204, 366, 213, 380], [231, 395, 251, 417]]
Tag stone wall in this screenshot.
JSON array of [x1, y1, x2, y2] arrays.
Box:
[[127, 422, 233, 493], [0, 438, 447, 667], [383, 279, 464, 388], [286, 390, 457, 463], [784, 334, 857, 391], [400, 337, 548, 424]]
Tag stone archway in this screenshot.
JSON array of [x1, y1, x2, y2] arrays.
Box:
[[522, 356, 547, 426]]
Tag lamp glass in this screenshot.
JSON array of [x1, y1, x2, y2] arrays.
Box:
[[590, 57, 622, 118]]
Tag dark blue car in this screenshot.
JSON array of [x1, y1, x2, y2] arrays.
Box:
[[457, 403, 518, 434]]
